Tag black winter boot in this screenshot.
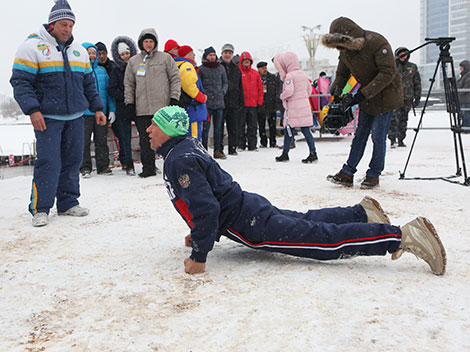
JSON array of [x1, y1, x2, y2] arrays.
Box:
[[275, 153, 289, 162], [302, 152, 318, 163]]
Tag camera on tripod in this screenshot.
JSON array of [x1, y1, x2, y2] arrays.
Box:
[[320, 93, 354, 131]]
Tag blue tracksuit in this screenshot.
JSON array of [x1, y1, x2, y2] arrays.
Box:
[[158, 136, 402, 263], [10, 25, 104, 215]]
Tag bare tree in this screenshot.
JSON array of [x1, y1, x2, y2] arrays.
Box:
[[1, 97, 23, 119]]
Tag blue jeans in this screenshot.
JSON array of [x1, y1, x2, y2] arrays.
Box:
[[283, 126, 316, 155], [342, 110, 393, 178], [202, 109, 224, 151], [461, 103, 470, 128]]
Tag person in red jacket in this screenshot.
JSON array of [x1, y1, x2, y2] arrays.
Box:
[[239, 51, 264, 151]]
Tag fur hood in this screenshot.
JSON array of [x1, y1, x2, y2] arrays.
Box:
[[321, 17, 365, 51], [111, 36, 138, 68]]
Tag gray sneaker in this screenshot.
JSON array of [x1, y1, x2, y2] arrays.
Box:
[[359, 196, 390, 224], [392, 217, 446, 275], [32, 213, 48, 227], [58, 205, 89, 217]]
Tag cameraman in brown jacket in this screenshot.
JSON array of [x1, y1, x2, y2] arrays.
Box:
[[322, 17, 403, 189]]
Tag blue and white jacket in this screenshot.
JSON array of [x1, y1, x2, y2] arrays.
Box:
[[81, 42, 116, 116], [10, 25, 104, 118]]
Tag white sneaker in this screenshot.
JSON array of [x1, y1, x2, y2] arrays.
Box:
[[392, 217, 446, 275], [82, 171, 91, 178], [58, 205, 89, 217], [32, 213, 48, 227], [359, 196, 391, 224]]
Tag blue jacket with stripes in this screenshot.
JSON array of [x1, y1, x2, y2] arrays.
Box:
[[10, 25, 104, 116], [158, 136, 243, 263]]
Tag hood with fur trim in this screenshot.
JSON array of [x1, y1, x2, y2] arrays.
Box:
[[321, 17, 365, 51], [111, 36, 138, 68]]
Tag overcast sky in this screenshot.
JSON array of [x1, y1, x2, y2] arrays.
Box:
[[0, 0, 421, 96]]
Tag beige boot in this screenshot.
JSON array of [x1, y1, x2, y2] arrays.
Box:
[[360, 196, 390, 224], [392, 217, 446, 276]]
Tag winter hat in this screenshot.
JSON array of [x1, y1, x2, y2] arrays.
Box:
[[256, 61, 267, 68], [221, 43, 234, 53], [118, 42, 130, 55], [95, 42, 107, 53], [164, 39, 179, 52], [152, 106, 189, 137], [203, 46, 216, 60], [178, 45, 193, 58], [48, 0, 75, 25]]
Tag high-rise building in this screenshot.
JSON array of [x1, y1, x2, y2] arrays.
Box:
[[420, 0, 470, 87]]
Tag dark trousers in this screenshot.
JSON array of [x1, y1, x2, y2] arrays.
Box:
[[30, 117, 84, 215], [81, 114, 109, 173], [111, 113, 133, 166], [389, 104, 411, 143], [134, 116, 156, 173], [258, 110, 277, 147], [224, 107, 240, 154], [202, 108, 224, 151], [225, 192, 401, 260], [239, 107, 258, 150]]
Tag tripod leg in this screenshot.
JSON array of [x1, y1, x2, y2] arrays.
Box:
[[400, 57, 441, 179]]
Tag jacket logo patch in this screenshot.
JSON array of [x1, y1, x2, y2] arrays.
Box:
[[186, 67, 192, 71], [382, 48, 388, 55], [285, 79, 292, 84], [178, 174, 191, 188], [37, 44, 50, 57], [73, 50, 81, 57]]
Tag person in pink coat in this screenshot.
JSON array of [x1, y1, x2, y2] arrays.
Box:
[[274, 52, 318, 163]]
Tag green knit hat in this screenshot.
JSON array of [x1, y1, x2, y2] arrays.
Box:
[[152, 105, 189, 137]]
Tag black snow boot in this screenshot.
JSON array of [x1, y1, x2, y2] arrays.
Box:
[[302, 152, 318, 163], [275, 153, 289, 162]]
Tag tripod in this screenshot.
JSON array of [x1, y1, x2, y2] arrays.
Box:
[[399, 37, 470, 186]]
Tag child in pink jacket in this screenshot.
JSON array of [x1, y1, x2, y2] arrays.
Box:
[[274, 52, 318, 163]]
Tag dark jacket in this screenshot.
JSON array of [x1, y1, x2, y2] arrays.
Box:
[[457, 60, 470, 104], [395, 47, 421, 106], [157, 136, 243, 263], [198, 60, 228, 110], [220, 58, 244, 109], [109, 36, 138, 117], [322, 17, 403, 115], [260, 71, 281, 113], [99, 58, 116, 76]]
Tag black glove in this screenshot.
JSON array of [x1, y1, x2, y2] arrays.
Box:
[[125, 104, 135, 119], [169, 98, 180, 106], [349, 90, 365, 107], [413, 97, 420, 108], [332, 87, 342, 103]]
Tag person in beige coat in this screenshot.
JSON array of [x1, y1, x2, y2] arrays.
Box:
[[124, 28, 181, 177]]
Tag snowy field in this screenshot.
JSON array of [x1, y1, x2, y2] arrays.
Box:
[[1, 112, 470, 351]]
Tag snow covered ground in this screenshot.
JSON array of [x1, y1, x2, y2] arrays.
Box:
[[1, 112, 469, 351]]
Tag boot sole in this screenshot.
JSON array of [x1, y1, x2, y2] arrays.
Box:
[[420, 217, 447, 276], [327, 177, 353, 187], [361, 196, 391, 224]]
